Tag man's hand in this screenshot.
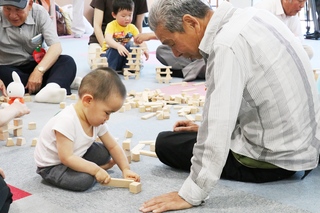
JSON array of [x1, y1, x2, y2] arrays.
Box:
[[0, 80, 7, 96], [139, 191, 192, 213], [26, 70, 44, 94], [173, 120, 199, 132]]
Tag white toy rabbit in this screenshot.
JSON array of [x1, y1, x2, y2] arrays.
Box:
[[7, 71, 25, 105]]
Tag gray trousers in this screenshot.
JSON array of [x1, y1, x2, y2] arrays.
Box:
[[37, 142, 111, 191], [156, 45, 206, 81]]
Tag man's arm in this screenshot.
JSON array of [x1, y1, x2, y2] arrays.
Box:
[[26, 43, 62, 94]]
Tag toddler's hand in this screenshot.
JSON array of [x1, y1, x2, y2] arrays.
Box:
[[123, 169, 140, 182], [95, 168, 110, 184]]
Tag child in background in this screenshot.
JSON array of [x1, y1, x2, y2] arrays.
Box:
[[0, 78, 30, 212], [34, 68, 140, 191], [105, 0, 149, 71]]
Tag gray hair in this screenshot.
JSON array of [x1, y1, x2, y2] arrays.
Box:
[[148, 0, 211, 33]]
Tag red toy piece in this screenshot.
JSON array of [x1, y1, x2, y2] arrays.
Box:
[[32, 46, 46, 63]]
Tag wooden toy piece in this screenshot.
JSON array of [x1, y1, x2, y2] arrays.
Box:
[[6, 138, 15, 147], [141, 112, 156, 120], [139, 140, 155, 145], [70, 94, 77, 100], [23, 94, 32, 102], [104, 178, 134, 188], [124, 130, 133, 138], [0, 124, 9, 141], [131, 144, 145, 162], [156, 66, 172, 84], [16, 137, 26, 146], [60, 102, 66, 109], [129, 182, 142, 194], [122, 139, 131, 150], [150, 142, 155, 152], [31, 138, 38, 147], [0, 132, 9, 141], [185, 114, 195, 122], [13, 127, 22, 137], [195, 114, 203, 121], [13, 118, 23, 126], [181, 88, 197, 92], [192, 82, 205, 86], [0, 96, 8, 103], [28, 122, 36, 130], [140, 150, 157, 158]]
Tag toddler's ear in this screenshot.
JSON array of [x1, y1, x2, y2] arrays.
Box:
[[82, 94, 94, 106]]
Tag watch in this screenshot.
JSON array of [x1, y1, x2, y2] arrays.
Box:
[[37, 66, 45, 74]]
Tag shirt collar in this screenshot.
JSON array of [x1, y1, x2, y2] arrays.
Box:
[[275, 0, 286, 17], [199, 1, 234, 59]]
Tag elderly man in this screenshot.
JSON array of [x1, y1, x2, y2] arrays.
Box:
[[140, 0, 320, 212], [254, 0, 313, 58], [0, 0, 76, 103]]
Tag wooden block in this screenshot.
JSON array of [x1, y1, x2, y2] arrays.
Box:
[[139, 140, 155, 145], [185, 114, 195, 122], [13, 118, 23, 126], [16, 137, 26, 146], [150, 143, 155, 152], [122, 139, 131, 150], [13, 128, 22, 137], [70, 94, 77, 100], [195, 114, 203, 121], [140, 150, 157, 158], [0, 125, 8, 132], [118, 106, 125, 112], [138, 105, 146, 113], [131, 144, 145, 162], [23, 95, 32, 102], [28, 122, 36, 130], [0, 132, 9, 141], [141, 113, 156, 120], [60, 102, 66, 109], [104, 178, 134, 188], [125, 130, 133, 138], [6, 138, 15, 147], [31, 138, 38, 147], [129, 182, 142, 194]]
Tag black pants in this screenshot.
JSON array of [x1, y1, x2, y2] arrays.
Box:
[[155, 131, 296, 183], [0, 176, 12, 213], [0, 55, 76, 95]]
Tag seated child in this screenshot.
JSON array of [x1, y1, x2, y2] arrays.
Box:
[[34, 68, 140, 191], [104, 0, 149, 71]]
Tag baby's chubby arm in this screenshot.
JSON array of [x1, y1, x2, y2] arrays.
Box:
[[56, 131, 111, 184], [100, 132, 140, 182]]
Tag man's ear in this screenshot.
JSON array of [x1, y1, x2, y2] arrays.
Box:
[[82, 94, 93, 107], [28, 0, 33, 7], [182, 14, 200, 31]]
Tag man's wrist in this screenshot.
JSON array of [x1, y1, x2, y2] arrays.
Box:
[[36, 66, 46, 74]]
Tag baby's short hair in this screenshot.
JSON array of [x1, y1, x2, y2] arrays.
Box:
[[78, 67, 127, 101], [112, 0, 134, 14]]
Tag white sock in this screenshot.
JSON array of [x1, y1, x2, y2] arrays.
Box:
[[35, 83, 66, 104], [70, 76, 83, 90]]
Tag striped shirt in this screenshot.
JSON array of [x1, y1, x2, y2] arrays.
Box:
[[179, 2, 320, 206]]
